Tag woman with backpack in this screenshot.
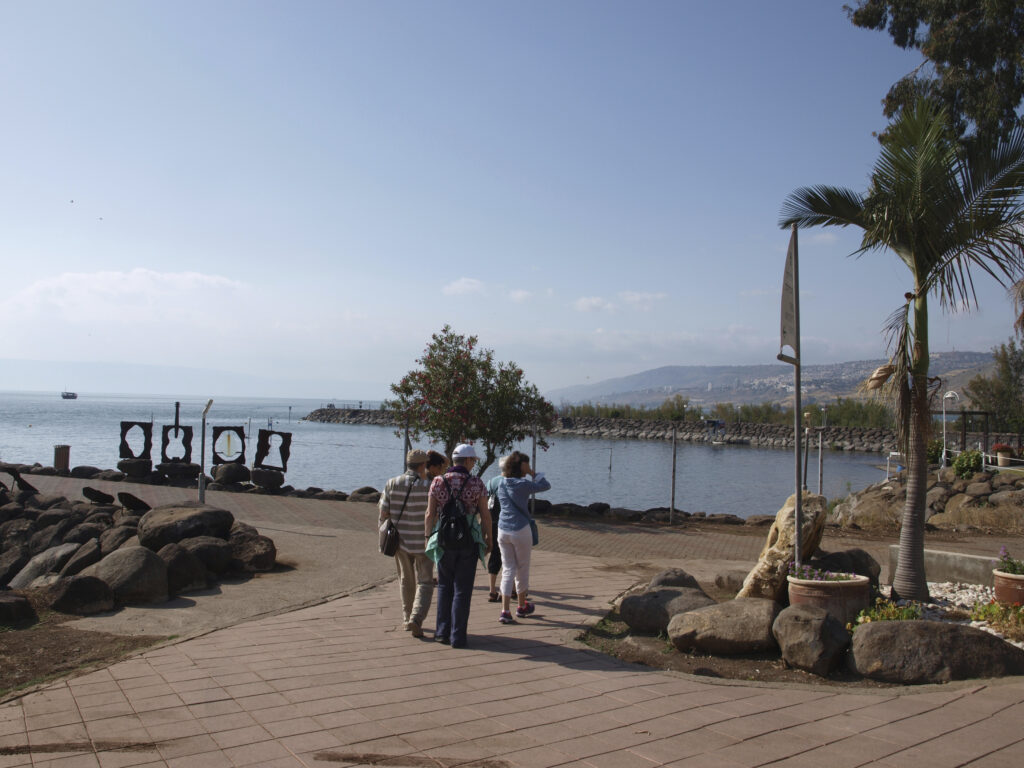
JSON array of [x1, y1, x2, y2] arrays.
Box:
[[424, 443, 492, 649], [493, 451, 551, 624]]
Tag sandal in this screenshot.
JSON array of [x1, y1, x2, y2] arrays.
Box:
[[487, 592, 500, 602]]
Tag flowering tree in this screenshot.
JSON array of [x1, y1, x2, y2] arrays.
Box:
[[384, 326, 556, 475]]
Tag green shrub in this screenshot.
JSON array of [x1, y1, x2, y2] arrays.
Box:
[[953, 449, 983, 478], [926, 438, 944, 464], [851, 598, 922, 631], [971, 599, 1024, 642]]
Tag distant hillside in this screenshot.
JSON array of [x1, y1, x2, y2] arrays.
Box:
[[546, 351, 995, 407]]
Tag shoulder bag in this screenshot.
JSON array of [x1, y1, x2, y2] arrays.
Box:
[[379, 481, 414, 557]]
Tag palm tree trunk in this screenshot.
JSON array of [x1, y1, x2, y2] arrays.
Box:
[[891, 296, 931, 602]]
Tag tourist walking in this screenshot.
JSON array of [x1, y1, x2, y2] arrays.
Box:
[[425, 450, 448, 479], [484, 456, 509, 603], [493, 451, 550, 623], [425, 443, 492, 648], [378, 449, 433, 637]]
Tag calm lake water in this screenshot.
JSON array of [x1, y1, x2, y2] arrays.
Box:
[[0, 391, 887, 518]]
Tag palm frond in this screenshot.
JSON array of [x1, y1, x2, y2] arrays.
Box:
[[880, 302, 913, 453], [779, 186, 866, 231]]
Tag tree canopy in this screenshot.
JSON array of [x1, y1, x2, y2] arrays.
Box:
[[846, 0, 1024, 141], [964, 338, 1024, 440], [384, 326, 555, 475]]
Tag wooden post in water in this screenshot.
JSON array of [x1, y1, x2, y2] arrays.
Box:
[[608, 446, 613, 475], [670, 425, 677, 525]]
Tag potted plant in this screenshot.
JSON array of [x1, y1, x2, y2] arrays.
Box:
[[992, 443, 1015, 467], [993, 547, 1024, 605], [786, 562, 871, 625]]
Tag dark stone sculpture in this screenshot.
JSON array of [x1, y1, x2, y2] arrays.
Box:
[[254, 429, 292, 472], [211, 426, 246, 465], [119, 422, 153, 460]]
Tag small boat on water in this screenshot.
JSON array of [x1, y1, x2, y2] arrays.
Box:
[[61, 391, 78, 400]]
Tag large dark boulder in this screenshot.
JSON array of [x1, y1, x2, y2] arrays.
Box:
[[0, 544, 31, 587], [36, 507, 80, 528], [229, 530, 276, 573], [29, 519, 76, 554], [24, 493, 67, 511], [60, 538, 103, 577], [648, 568, 702, 590], [850, 621, 1024, 683], [99, 526, 139, 555], [0, 518, 36, 552], [0, 593, 35, 624], [63, 522, 108, 545], [8, 543, 82, 589], [70, 465, 103, 479], [773, 605, 851, 677], [619, 587, 715, 634], [158, 543, 210, 595], [43, 576, 115, 615], [0, 501, 23, 524], [214, 463, 251, 484], [81, 547, 168, 605], [137, 503, 234, 550], [180, 536, 233, 574], [668, 598, 782, 655], [346, 486, 380, 503], [251, 468, 285, 490]]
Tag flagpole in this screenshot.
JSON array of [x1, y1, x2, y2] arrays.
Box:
[[777, 224, 803, 566]]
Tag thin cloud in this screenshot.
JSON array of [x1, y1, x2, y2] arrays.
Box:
[[509, 289, 532, 303], [574, 296, 615, 312], [620, 291, 667, 310], [442, 277, 484, 296]]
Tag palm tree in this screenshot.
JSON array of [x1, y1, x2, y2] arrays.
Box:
[[780, 99, 1024, 601]]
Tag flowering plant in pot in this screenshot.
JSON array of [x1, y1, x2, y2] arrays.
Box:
[[992, 546, 1024, 605], [787, 561, 870, 624], [992, 443, 1015, 456]]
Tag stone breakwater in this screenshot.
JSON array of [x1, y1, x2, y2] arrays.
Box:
[[303, 408, 899, 452]]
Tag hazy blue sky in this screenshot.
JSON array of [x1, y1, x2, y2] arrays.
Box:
[[2, 1, 1018, 399]]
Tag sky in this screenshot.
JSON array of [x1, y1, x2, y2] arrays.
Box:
[[1, 1, 1020, 400]]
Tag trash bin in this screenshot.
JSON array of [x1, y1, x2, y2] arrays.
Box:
[[54, 444, 71, 473]]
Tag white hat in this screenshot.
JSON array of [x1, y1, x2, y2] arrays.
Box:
[[452, 443, 478, 459]]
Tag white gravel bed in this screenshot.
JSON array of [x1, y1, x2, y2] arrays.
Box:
[[878, 581, 1024, 650]]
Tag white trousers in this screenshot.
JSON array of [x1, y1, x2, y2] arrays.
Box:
[[497, 525, 532, 597]]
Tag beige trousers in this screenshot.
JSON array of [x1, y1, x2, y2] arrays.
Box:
[[394, 549, 434, 625]]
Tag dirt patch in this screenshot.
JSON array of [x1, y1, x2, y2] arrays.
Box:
[[0, 593, 164, 700], [579, 610, 898, 689]]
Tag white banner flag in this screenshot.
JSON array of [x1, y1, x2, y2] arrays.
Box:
[[778, 226, 799, 365]]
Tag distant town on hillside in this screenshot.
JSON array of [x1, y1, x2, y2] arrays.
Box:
[[546, 351, 995, 408]]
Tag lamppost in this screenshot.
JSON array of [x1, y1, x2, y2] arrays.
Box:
[[942, 391, 960, 467]]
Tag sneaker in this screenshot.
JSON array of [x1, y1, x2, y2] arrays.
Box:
[[435, 635, 450, 645], [408, 619, 424, 638], [498, 611, 515, 624], [516, 602, 535, 618]]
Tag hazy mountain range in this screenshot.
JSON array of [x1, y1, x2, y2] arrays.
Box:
[[546, 351, 995, 407]]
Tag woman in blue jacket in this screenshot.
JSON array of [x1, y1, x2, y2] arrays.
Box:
[[493, 451, 550, 623]]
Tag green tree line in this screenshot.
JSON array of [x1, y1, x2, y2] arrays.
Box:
[[558, 395, 893, 429]]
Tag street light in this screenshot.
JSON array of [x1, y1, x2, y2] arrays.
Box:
[[942, 391, 960, 467]]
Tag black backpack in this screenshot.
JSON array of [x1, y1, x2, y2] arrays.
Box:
[[438, 476, 475, 550]]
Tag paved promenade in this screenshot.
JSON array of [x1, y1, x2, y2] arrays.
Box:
[[2, 478, 1023, 766]]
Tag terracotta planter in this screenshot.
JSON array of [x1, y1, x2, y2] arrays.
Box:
[[787, 574, 870, 625], [997, 452, 1012, 467], [993, 569, 1024, 605]]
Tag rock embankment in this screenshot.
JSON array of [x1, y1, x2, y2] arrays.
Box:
[[0, 480, 277, 620], [832, 466, 1024, 531]]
